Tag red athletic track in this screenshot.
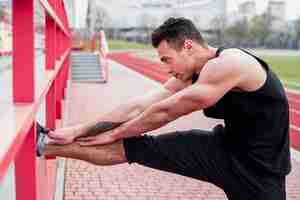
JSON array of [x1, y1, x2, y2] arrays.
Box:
[[108, 52, 300, 151]]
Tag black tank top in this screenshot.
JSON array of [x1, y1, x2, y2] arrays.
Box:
[[192, 47, 291, 176]]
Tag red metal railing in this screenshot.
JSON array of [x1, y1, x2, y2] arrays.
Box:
[[99, 30, 109, 82], [0, 0, 71, 199]]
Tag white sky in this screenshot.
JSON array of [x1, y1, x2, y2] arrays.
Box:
[[75, 0, 300, 27], [228, 0, 300, 20]]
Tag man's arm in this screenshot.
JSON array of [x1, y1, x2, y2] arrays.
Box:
[[48, 77, 189, 143], [74, 88, 172, 138], [76, 77, 190, 138], [77, 58, 243, 145]]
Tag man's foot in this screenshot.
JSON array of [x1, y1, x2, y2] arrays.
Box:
[[36, 122, 50, 157]]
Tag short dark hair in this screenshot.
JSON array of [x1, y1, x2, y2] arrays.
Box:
[[151, 17, 207, 50]]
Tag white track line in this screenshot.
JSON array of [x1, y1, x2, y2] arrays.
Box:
[[290, 109, 300, 115], [291, 148, 300, 162], [291, 125, 300, 132], [286, 88, 300, 95]]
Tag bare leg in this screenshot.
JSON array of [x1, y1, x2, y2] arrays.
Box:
[[44, 140, 127, 166]]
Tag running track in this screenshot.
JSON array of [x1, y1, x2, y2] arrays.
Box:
[[108, 52, 300, 151]]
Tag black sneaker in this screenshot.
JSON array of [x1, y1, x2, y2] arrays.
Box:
[[36, 122, 50, 157], [37, 122, 50, 135]]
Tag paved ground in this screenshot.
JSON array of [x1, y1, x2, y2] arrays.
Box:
[[63, 60, 300, 200]]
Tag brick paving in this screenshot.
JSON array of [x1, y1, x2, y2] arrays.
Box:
[[63, 60, 300, 200]]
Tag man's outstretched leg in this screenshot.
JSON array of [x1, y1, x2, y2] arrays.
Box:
[[36, 124, 127, 166], [44, 139, 127, 166]]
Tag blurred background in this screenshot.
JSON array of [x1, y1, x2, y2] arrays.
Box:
[[0, 0, 299, 90], [0, 2, 299, 200], [2, 0, 299, 50], [70, 0, 300, 49]]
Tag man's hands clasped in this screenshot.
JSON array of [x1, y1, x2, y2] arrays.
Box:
[[47, 123, 121, 146]]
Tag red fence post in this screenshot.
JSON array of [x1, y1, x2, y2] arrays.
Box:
[[58, 0, 64, 58], [55, 0, 61, 61], [99, 31, 109, 82], [3, 0, 71, 199], [13, 0, 37, 199], [12, 0, 34, 103], [92, 34, 96, 51], [55, 0, 62, 120], [56, 73, 62, 119], [62, 58, 67, 100], [45, 0, 57, 129], [65, 52, 70, 90], [15, 124, 37, 200], [46, 15, 56, 70]]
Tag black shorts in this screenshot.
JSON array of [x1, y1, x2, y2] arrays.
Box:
[[123, 127, 286, 200]]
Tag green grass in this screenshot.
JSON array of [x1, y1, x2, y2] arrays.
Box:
[[108, 40, 152, 50], [262, 56, 300, 89]]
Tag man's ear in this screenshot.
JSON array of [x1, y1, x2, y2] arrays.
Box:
[[183, 39, 194, 56], [183, 39, 193, 50]]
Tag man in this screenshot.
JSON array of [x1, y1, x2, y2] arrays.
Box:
[[37, 17, 291, 200]]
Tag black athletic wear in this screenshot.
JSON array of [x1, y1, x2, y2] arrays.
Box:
[[197, 47, 291, 176], [123, 47, 291, 200], [36, 122, 50, 156]]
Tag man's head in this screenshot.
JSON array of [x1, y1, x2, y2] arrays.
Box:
[[152, 17, 211, 81]]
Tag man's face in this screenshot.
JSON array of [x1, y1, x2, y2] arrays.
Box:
[[157, 40, 195, 81]]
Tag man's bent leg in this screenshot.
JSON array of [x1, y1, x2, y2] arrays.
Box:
[[43, 140, 127, 166]]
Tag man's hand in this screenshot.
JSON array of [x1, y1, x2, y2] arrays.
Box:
[[47, 121, 123, 145], [48, 126, 79, 145], [76, 130, 117, 146]]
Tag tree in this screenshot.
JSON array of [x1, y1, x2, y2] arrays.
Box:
[[211, 16, 227, 45], [93, 7, 111, 32], [0, 7, 5, 20], [249, 13, 272, 46], [224, 18, 250, 46], [140, 13, 158, 29], [86, 0, 112, 35], [139, 13, 158, 43], [86, 0, 92, 34], [295, 17, 300, 49]]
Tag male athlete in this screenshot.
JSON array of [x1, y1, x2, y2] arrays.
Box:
[[37, 17, 291, 200]]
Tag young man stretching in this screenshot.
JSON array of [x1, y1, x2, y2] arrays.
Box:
[[37, 17, 291, 200]]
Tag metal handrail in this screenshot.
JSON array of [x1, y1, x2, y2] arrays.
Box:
[[0, 0, 71, 199]]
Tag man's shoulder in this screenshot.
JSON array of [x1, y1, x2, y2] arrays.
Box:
[[217, 48, 262, 68], [204, 48, 267, 92], [200, 52, 244, 83]]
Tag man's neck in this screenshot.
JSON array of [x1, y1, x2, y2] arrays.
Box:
[[194, 45, 218, 74]]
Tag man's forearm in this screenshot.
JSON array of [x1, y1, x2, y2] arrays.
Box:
[[109, 103, 175, 140], [74, 102, 143, 138], [77, 121, 123, 138], [109, 89, 204, 140], [73, 88, 173, 138]]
